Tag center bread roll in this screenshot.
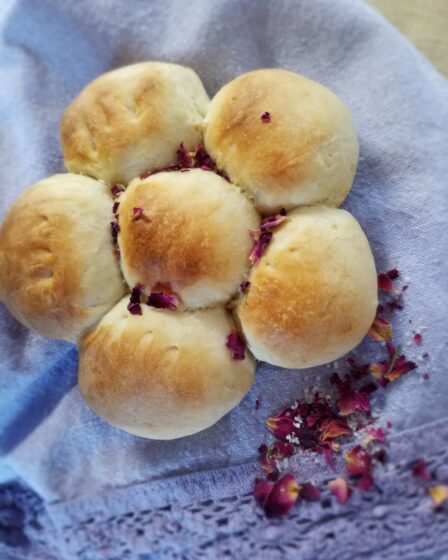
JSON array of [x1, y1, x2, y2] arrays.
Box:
[[117, 169, 260, 308]]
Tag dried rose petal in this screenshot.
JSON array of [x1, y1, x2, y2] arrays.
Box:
[[255, 399, 260, 410], [387, 299, 403, 311], [132, 207, 144, 221], [428, 485, 448, 509], [261, 111, 271, 123], [111, 184, 124, 198], [368, 316, 393, 342], [301, 482, 321, 501], [258, 442, 295, 480], [176, 142, 192, 168], [249, 230, 273, 265], [110, 220, 120, 239], [423, 372, 430, 380], [344, 445, 372, 478], [363, 427, 386, 446], [357, 471, 374, 491], [195, 144, 216, 170], [127, 285, 143, 315], [329, 477, 351, 505], [331, 373, 371, 416], [263, 474, 300, 518], [254, 478, 273, 507], [261, 214, 288, 229], [386, 268, 399, 280], [319, 418, 352, 441], [225, 331, 246, 360], [378, 273, 398, 294], [386, 421, 393, 429], [412, 459, 432, 481], [127, 302, 142, 315], [240, 281, 251, 293], [113, 247, 121, 260], [112, 201, 120, 214], [147, 291, 179, 311], [413, 333, 422, 345], [266, 413, 294, 441]]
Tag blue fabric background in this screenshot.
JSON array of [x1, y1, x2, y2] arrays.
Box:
[[0, 0, 447, 521]]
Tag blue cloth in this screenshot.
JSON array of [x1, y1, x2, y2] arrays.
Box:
[[0, 0, 448, 556]]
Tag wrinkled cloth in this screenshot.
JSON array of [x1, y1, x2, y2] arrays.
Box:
[[0, 0, 447, 555]]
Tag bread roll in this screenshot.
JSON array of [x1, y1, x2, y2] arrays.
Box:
[[0, 174, 125, 341], [237, 206, 377, 368], [61, 62, 210, 185], [118, 169, 260, 308], [78, 298, 255, 439], [204, 69, 359, 213]]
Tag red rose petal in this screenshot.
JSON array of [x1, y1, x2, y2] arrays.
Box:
[[386, 268, 400, 280], [319, 418, 352, 441], [368, 316, 393, 342], [132, 207, 144, 221], [266, 413, 294, 441], [363, 427, 386, 446], [344, 445, 372, 478], [254, 478, 273, 507], [413, 333, 422, 345], [261, 111, 271, 123], [378, 273, 398, 294], [263, 474, 300, 518], [249, 230, 273, 265], [329, 477, 351, 505], [147, 291, 179, 311], [412, 459, 432, 481], [240, 281, 251, 293], [225, 331, 246, 360], [301, 482, 321, 501]]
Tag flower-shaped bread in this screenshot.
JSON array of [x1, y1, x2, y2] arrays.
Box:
[[0, 63, 377, 440]]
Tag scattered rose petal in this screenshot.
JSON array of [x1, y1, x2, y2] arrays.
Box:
[[423, 372, 430, 380], [319, 418, 352, 441], [263, 474, 300, 518], [412, 459, 432, 481], [226, 331, 246, 360], [266, 412, 294, 441], [331, 373, 371, 416], [261, 111, 271, 123], [344, 445, 371, 476], [329, 477, 351, 505], [127, 285, 144, 316], [402, 284, 409, 291], [111, 184, 124, 198], [110, 220, 120, 239], [386, 268, 400, 280], [254, 478, 273, 507], [249, 230, 273, 265], [112, 201, 120, 214], [146, 291, 179, 311], [363, 427, 386, 446], [240, 281, 251, 293], [261, 214, 288, 229], [113, 247, 121, 260], [378, 273, 398, 294], [132, 207, 144, 221], [301, 482, 321, 501], [413, 333, 422, 345], [368, 316, 393, 342], [176, 142, 192, 168], [387, 299, 403, 312], [387, 421, 393, 429], [255, 399, 260, 410], [428, 486, 448, 509]]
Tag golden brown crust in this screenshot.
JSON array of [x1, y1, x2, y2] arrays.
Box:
[[204, 69, 359, 213], [0, 174, 126, 341], [60, 62, 210, 185], [118, 170, 260, 307], [237, 206, 377, 368], [78, 299, 255, 439]]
